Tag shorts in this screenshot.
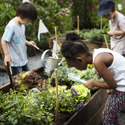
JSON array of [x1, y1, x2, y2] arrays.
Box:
[[11, 63, 29, 76]]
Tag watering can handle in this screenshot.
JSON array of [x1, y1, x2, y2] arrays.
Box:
[[41, 49, 63, 67]]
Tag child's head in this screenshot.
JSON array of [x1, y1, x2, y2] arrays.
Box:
[[61, 32, 89, 70], [16, 2, 37, 21], [98, 0, 116, 20]]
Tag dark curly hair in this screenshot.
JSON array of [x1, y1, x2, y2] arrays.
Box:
[[61, 32, 89, 60], [16, 2, 37, 21]]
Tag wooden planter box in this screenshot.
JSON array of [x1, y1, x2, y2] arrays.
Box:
[[0, 66, 108, 125], [48, 36, 111, 51]]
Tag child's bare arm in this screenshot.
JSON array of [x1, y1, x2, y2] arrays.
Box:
[[84, 53, 117, 90], [25, 40, 36, 47], [1, 39, 12, 64], [107, 30, 125, 36]]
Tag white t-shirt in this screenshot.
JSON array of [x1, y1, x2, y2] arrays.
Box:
[[93, 48, 125, 92], [2, 20, 28, 67], [109, 11, 125, 55]]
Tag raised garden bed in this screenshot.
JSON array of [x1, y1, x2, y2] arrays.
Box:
[[48, 36, 110, 51], [0, 66, 108, 125]]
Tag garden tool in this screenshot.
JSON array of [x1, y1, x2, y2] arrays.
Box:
[[68, 73, 86, 83], [102, 32, 107, 34], [7, 61, 14, 90], [33, 45, 44, 52]]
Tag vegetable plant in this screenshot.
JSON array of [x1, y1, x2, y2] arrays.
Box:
[[0, 88, 54, 125]]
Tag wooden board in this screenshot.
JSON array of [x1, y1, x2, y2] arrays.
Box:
[[0, 66, 108, 125], [64, 89, 108, 125], [48, 36, 110, 51]]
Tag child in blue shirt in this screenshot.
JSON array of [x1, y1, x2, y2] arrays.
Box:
[[1, 2, 37, 76]]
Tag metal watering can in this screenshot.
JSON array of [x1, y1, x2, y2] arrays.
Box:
[[41, 49, 63, 73]]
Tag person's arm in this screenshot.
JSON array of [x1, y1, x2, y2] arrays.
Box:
[[1, 39, 12, 64], [107, 30, 125, 37], [25, 40, 36, 47], [84, 52, 117, 89]]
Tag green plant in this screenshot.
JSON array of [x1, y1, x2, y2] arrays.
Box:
[[13, 71, 45, 91], [0, 88, 54, 125], [42, 83, 91, 113], [79, 29, 110, 43], [25, 0, 61, 44], [0, 1, 21, 35], [0, 82, 91, 124], [56, 1, 74, 34], [0, 0, 74, 47], [72, 0, 86, 29]]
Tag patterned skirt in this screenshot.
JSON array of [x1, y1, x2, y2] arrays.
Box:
[[102, 90, 125, 125]]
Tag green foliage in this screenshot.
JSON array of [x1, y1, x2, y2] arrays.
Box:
[[13, 71, 47, 91], [42, 83, 91, 113], [72, 0, 86, 28], [80, 29, 110, 43], [58, 28, 110, 43], [80, 66, 104, 82], [0, 1, 21, 35], [86, 0, 109, 29], [0, 88, 54, 125], [57, 7, 73, 34], [0, 0, 74, 48], [0, 82, 91, 124], [49, 61, 103, 89]]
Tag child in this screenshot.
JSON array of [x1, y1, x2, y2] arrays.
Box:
[[1, 2, 37, 76], [61, 32, 125, 124], [98, 0, 125, 56]]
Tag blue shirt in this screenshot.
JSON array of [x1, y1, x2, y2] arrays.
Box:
[[2, 20, 28, 67]]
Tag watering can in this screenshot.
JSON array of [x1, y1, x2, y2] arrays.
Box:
[[41, 49, 63, 73]]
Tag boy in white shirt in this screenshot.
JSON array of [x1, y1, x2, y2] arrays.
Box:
[[98, 0, 125, 56]]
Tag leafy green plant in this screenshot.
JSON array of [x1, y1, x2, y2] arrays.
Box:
[[0, 1, 20, 35], [58, 28, 110, 43], [0, 81, 91, 124], [86, 0, 109, 29], [0, 88, 54, 125], [49, 64, 82, 86], [41, 82, 91, 113], [72, 0, 86, 29], [57, 6, 73, 34], [13, 71, 50, 92]]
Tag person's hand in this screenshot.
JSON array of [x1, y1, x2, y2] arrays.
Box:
[[107, 89, 113, 94], [4, 54, 12, 65], [84, 80, 95, 89], [27, 41, 36, 47], [107, 31, 115, 37]]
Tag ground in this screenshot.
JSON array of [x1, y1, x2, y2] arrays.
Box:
[[0, 51, 125, 124]]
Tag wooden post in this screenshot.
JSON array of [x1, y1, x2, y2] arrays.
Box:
[[103, 34, 109, 48], [77, 15, 79, 35], [100, 16, 102, 29], [55, 69, 58, 125]]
